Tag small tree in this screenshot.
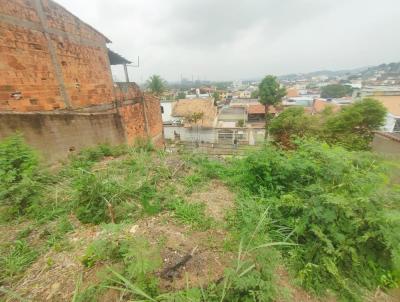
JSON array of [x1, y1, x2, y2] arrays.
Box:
[[185, 112, 204, 125], [237, 119, 245, 128], [258, 75, 286, 138], [321, 84, 352, 99], [212, 92, 220, 106], [146, 75, 167, 96], [269, 107, 318, 148], [251, 90, 259, 99], [325, 98, 387, 150], [176, 91, 186, 100]]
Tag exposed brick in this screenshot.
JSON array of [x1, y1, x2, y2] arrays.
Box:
[[0, 0, 163, 147]]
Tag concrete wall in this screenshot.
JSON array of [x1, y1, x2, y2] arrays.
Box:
[[0, 112, 126, 162], [372, 133, 400, 159], [0, 0, 113, 111]]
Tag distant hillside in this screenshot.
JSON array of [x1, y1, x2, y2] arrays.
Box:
[[279, 62, 400, 81]]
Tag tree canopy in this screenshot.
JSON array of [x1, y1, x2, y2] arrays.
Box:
[[321, 84, 352, 98], [258, 75, 286, 108], [146, 75, 167, 96], [269, 107, 318, 148], [258, 75, 286, 136], [324, 98, 387, 150], [212, 92, 220, 106], [176, 91, 186, 100], [270, 98, 387, 151]]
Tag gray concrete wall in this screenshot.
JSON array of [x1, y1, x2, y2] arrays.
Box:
[[371, 133, 400, 159], [0, 112, 126, 163]]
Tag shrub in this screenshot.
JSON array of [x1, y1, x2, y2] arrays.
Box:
[[324, 98, 387, 150], [0, 134, 41, 215], [81, 236, 161, 297], [72, 170, 131, 224], [269, 107, 319, 148], [224, 140, 400, 300]]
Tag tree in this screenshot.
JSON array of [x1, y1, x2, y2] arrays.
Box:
[[237, 119, 245, 128], [324, 98, 387, 150], [176, 92, 186, 100], [251, 90, 259, 99], [320, 84, 352, 99], [269, 107, 318, 148], [212, 92, 220, 106], [146, 75, 167, 96], [184, 112, 204, 125], [258, 75, 286, 137]]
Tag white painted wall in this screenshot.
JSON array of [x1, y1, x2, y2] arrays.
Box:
[[383, 113, 399, 132], [160, 102, 180, 123]]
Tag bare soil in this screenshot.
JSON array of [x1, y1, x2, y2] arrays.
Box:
[[189, 180, 235, 222]]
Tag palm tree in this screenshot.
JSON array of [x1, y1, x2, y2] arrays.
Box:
[[146, 75, 167, 96], [258, 75, 286, 138]]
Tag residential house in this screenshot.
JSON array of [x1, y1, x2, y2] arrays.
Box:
[[171, 98, 217, 128], [377, 96, 400, 132]]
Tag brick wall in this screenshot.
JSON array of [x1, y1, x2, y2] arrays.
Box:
[[0, 0, 114, 111], [143, 93, 164, 145], [118, 94, 164, 146], [0, 0, 164, 154]]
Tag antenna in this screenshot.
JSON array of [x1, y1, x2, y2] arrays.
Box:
[[124, 56, 140, 82]]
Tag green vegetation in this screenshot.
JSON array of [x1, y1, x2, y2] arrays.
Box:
[[236, 119, 245, 127], [269, 107, 318, 148], [0, 134, 41, 217], [0, 133, 399, 301], [221, 140, 400, 300], [251, 89, 259, 99], [270, 98, 387, 150], [258, 75, 286, 135], [0, 240, 38, 281], [168, 198, 213, 230], [176, 91, 186, 100], [321, 83, 353, 98], [324, 98, 387, 150], [212, 91, 220, 106], [146, 75, 168, 96]]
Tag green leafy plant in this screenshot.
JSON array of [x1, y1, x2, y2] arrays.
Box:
[[0, 240, 39, 281], [168, 198, 213, 230], [223, 139, 400, 300], [0, 134, 41, 216]]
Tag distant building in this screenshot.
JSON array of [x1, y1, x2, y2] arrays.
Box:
[[376, 96, 400, 132], [171, 98, 217, 128], [218, 107, 247, 123], [359, 86, 400, 133]]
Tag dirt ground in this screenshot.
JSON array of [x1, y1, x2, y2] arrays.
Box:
[[189, 180, 235, 222], [4, 181, 236, 301]]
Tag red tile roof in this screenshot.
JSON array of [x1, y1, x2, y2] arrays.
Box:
[[247, 104, 277, 114]]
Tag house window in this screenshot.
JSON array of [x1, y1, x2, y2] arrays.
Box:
[[160, 106, 164, 114], [394, 118, 400, 132]]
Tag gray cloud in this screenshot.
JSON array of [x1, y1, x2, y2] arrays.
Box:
[[56, 0, 400, 82]]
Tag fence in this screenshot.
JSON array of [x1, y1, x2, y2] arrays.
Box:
[[164, 126, 265, 145]]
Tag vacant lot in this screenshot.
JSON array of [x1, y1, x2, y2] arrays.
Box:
[[0, 137, 399, 301]]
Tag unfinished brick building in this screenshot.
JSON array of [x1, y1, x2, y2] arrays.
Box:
[[0, 0, 163, 162]]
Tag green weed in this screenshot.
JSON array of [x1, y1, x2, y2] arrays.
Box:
[[0, 134, 41, 217], [0, 240, 38, 281], [223, 139, 400, 300], [168, 198, 213, 230]]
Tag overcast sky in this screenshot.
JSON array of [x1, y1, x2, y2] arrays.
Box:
[[56, 0, 400, 83]]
